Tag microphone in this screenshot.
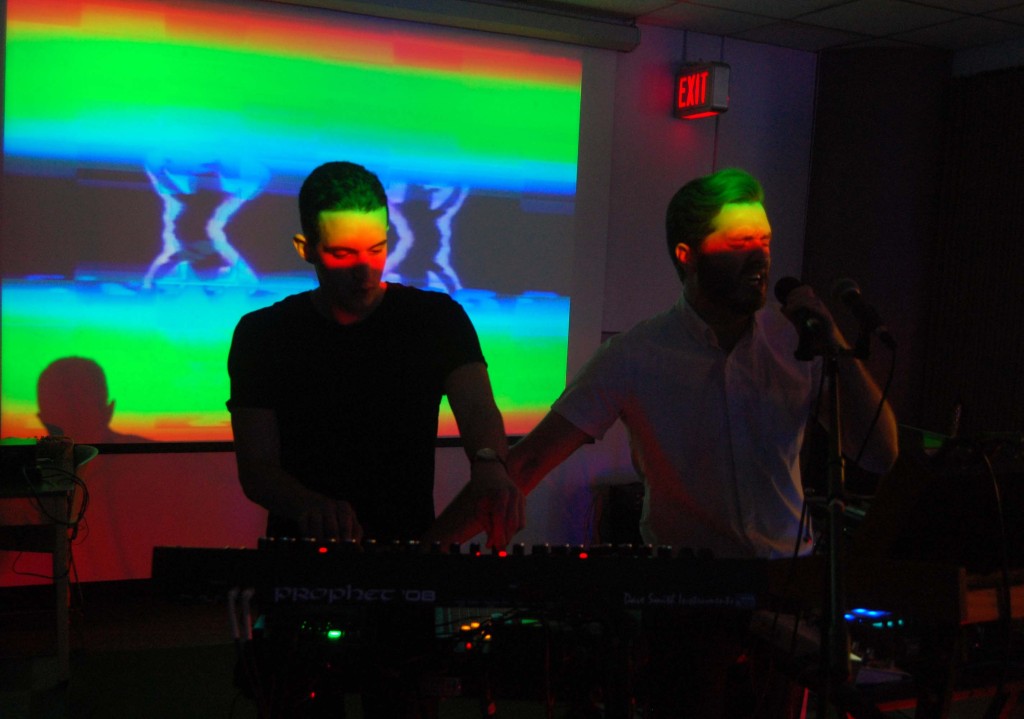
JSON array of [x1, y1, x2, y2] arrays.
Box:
[[775, 276, 826, 334], [774, 277, 827, 361], [830, 278, 896, 350]]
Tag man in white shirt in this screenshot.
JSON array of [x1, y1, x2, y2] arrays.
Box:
[[440, 167, 898, 718], [508, 167, 897, 559]]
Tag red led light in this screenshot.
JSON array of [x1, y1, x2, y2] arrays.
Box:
[[578, 552, 589, 559], [674, 62, 730, 120], [498, 550, 507, 557], [677, 70, 709, 110], [318, 546, 328, 554]]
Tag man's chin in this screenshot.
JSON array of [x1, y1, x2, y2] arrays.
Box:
[[350, 286, 385, 307], [728, 292, 766, 316]]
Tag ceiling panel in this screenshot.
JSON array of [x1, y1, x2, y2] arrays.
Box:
[[916, 0, 1022, 12], [639, 3, 775, 35], [893, 15, 1024, 49], [991, 4, 1024, 22], [693, 0, 862, 20], [532, 0, 671, 15], [523, 0, 1024, 52], [797, 0, 960, 36], [732, 20, 869, 52]]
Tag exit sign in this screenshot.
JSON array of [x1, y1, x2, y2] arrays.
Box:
[[674, 62, 730, 119]]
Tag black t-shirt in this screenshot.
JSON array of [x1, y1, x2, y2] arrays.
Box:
[[227, 284, 485, 541]]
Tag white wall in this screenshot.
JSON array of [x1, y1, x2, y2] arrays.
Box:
[[603, 28, 816, 334]]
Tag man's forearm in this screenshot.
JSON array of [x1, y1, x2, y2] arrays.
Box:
[[457, 404, 509, 462], [237, 459, 321, 520], [423, 492, 487, 546], [836, 359, 898, 474]]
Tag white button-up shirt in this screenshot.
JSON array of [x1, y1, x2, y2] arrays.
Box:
[[554, 294, 820, 558]]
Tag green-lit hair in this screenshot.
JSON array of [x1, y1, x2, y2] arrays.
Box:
[[665, 168, 765, 282], [298, 161, 389, 247]]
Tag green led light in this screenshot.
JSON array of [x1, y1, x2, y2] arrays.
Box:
[[326, 629, 345, 640]]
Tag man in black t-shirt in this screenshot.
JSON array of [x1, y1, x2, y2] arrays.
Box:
[[229, 283, 491, 541], [226, 161, 524, 718], [228, 161, 523, 546]]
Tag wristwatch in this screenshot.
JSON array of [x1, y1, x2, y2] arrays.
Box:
[[472, 447, 507, 468]]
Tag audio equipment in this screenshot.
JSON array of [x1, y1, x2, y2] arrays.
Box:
[[153, 539, 768, 612]]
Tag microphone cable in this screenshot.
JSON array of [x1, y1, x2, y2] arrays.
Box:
[[975, 440, 1015, 719], [850, 340, 897, 476]]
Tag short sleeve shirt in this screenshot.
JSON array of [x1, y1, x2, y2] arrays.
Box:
[[553, 294, 820, 558], [227, 284, 484, 540]]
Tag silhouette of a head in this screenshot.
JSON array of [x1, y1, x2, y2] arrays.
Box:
[[36, 357, 114, 440]]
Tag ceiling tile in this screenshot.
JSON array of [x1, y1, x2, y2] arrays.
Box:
[[546, 0, 676, 15], [989, 5, 1024, 23], [687, 0, 843, 21], [732, 20, 869, 51], [838, 37, 931, 49], [641, 3, 774, 35], [503, 0, 1024, 52], [799, 0, 962, 36], [911, 0, 1023, 12], [894, 16, 1024, 49]]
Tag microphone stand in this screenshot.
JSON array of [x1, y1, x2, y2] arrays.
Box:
[[805, 329, 886, 719], [818, 342, 851, 717]]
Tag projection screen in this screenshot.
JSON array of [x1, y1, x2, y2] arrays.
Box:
[[1, 0, 583, 443]]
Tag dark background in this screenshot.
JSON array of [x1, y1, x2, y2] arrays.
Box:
[[804, 49, 1024, 438]]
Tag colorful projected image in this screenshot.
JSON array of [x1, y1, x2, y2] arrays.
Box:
[[1, 0, 582, 442]]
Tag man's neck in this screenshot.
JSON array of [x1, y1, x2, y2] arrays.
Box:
[[312, 285, 387, 326], [684, 286, 753, 353]]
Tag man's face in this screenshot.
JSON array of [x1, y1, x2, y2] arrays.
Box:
[[37, 396, 114, 440], [690, 202, 772, 315], [295, 207, 389, 317]]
